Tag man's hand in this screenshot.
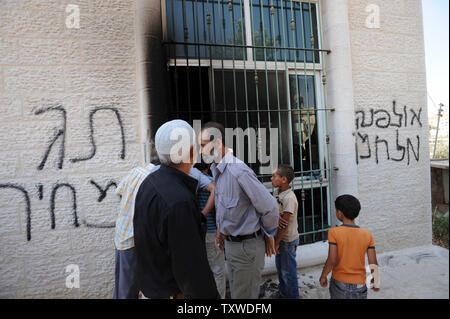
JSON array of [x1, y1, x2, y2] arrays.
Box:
[[319, 275, 328, 288], [264, 235, 276, 257], [215, 230, 224, 251]]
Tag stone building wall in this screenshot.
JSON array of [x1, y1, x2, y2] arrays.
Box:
[[347, 0, 432, 252], [0, 0, 140, 298]]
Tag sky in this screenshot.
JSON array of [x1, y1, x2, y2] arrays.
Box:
[[422, 0, 449, 116]]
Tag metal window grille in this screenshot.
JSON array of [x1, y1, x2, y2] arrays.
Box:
[[161, 0, 332, 244]]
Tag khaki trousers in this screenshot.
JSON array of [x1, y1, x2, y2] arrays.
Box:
[[224, 233, 265, 299], [205, 232, 226, 299]]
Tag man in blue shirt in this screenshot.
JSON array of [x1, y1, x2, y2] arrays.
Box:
[[199, 122, 279, 299]]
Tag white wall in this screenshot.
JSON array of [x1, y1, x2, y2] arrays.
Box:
[[321, 0, 359, 219], [0, 0, 140, 298], [347, 0, 432, 252]]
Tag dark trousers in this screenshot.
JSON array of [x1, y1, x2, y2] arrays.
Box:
[[113, 247, 139, 299]]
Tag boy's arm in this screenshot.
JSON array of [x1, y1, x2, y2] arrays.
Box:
[[367, 247, 380, 291], [274, 212, 291, 253], [319, 244, 338, 287]]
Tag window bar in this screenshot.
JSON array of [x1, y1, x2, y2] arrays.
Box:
[[257, 167, 325, 177], [250, 0, 262, 173], [317, 0, 333, 228], [258, 0, 275, 174], [278, 0, 295, 169], [288, 0, 307, 241], [164, 40, 330, 53], [165, 108, 333, 114], [238, 0, 252, 157], [218, 0, 228, 128], [299, 228, 330, 237], [211, 0, 218, 59], [195, 0, 204, 117], [170, 0, 181, 117], [228, 1, 240, 142], [207, 0, 217, 121], [268, 0, 284, 166], [307, 1, 325, 237], [181, 0, 193, 122], [165, 2, 174, 117], [280, 0, 299, 229], [299, 1, 316, 242]]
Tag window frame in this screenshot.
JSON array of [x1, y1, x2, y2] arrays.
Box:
[[161, 0, 332, 240]]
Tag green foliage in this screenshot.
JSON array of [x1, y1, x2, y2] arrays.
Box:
[[433, 209, 449, 248], [430, 138, 450, 159]]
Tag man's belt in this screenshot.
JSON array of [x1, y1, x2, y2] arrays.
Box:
[[224, 229, 262, 242]]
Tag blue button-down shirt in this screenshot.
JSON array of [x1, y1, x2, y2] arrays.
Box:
[[211, 152, 279, 237]]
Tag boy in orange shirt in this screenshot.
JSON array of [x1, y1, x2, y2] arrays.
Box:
[[319, 194, 380, 299]]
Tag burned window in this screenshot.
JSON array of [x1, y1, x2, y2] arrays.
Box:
[[163, 0, 331, 244]]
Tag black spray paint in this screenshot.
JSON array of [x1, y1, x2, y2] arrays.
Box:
[[34, 105, 66, 170], [90, 180, 117, 202], [49, 183, 79, 229], [355, 101, 422, 165], [71, 106, 126, 163], [1, 105, 129, 241], [0, 184, 32, 241]]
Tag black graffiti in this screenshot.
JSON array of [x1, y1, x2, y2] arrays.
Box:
[[355, 133, 371, 164], [34, 105, 126, 170], [355, 101, 423, 165], [374, 110, 391, 129], [37, 184, 44, 200], [0, 179, 119, 241], [2, 103, 128, 241], [355, 129, 420, 165], [70, 107, 126, 163], [391, 129, 406, 162], [355, 109, 374, 129], [50, 183, 79, 230], [410, 108, 423, 127], [391, 100, 406, 128], [355, 101, 422, 130], [90, 180, 117, 202], [375, 136, 390, 164], [0, 184, 32, 241], [407, 136, 420, 163], [35, 105, 67, 170]]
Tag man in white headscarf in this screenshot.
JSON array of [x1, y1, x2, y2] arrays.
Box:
[[133, 120, 219, 299]]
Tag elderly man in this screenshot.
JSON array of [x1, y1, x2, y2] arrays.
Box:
[[133, 120, 219, 299], [113, 162, 215, 299], [199, 121, 279, 299]]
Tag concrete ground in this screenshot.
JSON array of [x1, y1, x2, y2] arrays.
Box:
[[261, 245, 449, 299]]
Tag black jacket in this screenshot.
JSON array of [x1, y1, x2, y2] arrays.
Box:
[[133, 164, 219, 299]]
